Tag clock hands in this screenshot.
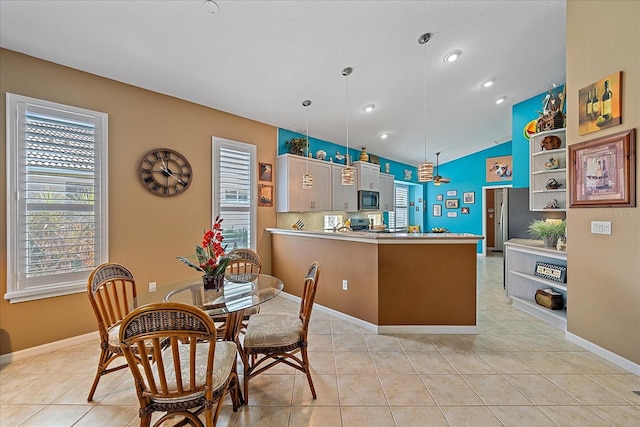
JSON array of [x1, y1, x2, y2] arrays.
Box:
[[158, 157, 188, 186]]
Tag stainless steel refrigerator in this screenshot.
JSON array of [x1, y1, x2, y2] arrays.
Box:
[[496, 187, 565, 251]]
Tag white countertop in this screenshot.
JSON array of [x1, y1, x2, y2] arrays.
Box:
[[266, 228, 483, 244]]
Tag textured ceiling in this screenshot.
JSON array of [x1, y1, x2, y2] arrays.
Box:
[[0, 0, 566, 166]]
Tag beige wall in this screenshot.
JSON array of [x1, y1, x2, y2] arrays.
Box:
[[0, 49, 278, 354], [566, 1, 640, 364]]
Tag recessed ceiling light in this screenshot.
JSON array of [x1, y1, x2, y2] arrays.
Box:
[[203, 0, 219, 14], [443, 49, 462, 63], [380, 133, 389, 140], [362, 104, 376, 113], [482, 78, 496, 88], [495, 96, 507, 104]]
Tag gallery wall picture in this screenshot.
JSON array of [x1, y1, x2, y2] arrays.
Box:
[[461, 207, 470, 214], [445, 199, 459, 209], [578, 71, 622, 136], [463, 192, 475, 204], [436, 194, 443, 201], [486, 155, 513, 182], [433, 204, 442, 217]]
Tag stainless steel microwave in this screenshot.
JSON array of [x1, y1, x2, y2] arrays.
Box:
[[358, 190, 379, 210]]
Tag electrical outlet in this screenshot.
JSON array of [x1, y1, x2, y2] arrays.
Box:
[[149, 281, 156, 292], [342, 279, 348, 291]]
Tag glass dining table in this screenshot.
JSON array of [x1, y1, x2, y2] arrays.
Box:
[[134, 273, 284, 342]]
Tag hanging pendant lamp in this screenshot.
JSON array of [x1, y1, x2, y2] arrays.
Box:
[[417, 32, 434, 182], [341, 67, 355, 185], [301, 99, 313, 189]]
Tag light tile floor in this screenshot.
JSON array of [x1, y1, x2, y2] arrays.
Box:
[[1, 255, 639, 426]]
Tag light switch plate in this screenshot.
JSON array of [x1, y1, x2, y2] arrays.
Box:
[[591, 221, 612, 235]]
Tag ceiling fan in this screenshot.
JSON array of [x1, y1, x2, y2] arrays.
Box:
[[433, 152, 451, 185]]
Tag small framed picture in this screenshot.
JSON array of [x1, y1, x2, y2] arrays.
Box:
[[433, 204, 442, 217], [446, 190, 457, 196], [436, 194, 444, 201], [447, 211, 458, 218], [258, 184, 273, 207], [445, 199, 459, 209], [461, 207, 470, 214], [259, 163, 273, 182], [463, 192, 475, 204]]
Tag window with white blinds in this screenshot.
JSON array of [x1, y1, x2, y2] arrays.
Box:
[[212, 138, 257, 251], [5, 93, 108, 303], [388, 184, 409, 231]]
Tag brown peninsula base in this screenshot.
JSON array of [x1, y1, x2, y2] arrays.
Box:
[[270, 231, 480, 331]]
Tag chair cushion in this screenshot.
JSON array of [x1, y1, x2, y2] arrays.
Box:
[[107, 324, 121, 347], [243, 313, 303, 348], [150, 340, 237, 403]]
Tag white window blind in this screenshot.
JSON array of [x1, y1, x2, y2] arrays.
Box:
[[6, 93, 108, 303], [388, 184, 408, 231], [212, 138, 257, 251]]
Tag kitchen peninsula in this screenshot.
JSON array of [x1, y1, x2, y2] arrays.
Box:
[[268, 229, 483, 333]]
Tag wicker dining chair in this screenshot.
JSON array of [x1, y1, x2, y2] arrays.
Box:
[[241, 261, 320, 403], [86, 262, 145, 401], [214, 248, 263, 334], [119, 302, 241, 427]]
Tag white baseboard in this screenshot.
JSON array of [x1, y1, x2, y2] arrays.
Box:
[[0, 331, 98, 366], [565, 331, 640, 376], [279, 292, 478, 335]]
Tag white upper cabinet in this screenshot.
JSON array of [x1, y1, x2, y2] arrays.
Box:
[[353, 161, 380, 191], [331, 164, 358, 212], [276, 154, 332, 212], [379, 173, 395, 212]]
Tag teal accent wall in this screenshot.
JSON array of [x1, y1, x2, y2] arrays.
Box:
[[424, 142, 513, 252], [512, 85, 565, 188], [277, 128, 417, 183]]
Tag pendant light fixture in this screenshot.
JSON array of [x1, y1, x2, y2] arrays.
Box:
[[341, 66, 355, 185], [417, 32, 434, 183], [301, 99, 313, 189]]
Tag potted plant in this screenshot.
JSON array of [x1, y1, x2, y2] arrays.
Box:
[[285, 137, 308, 156], [528, 219, 566, 248]]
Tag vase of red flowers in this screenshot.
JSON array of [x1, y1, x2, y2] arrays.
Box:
[[177, 215, 232, 290]]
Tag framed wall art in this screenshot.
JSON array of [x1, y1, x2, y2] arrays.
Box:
[[461, 207, 470, 214], [578, 71, 622, 136], [433, 204, 442, 217], [436, 194, 443, 201], [258, 184, 274, 207], [463, 191, 475, 204], [569, 128, 636, 207], [446, 190, 457, 196], [259, 162, 273, 182], [447, 211, 458, 218], [486, 155, 513, 182], [445, 199, 459, 209]]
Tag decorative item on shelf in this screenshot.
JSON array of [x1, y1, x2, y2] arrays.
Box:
[[534, 262, 567, 283], [540, 135, 562, 151], [544, 157, 561, 170], [316, 150, 326, 160], [359, 147, 369, 162], [341, 66, 355, 185], [535, 288, 564, 310], [385, 163, 390, 174], [176, 215, 233, 291], [527, 219, 566, 247], [544, 199, 559, 209], [285, 137, 308, 156], [535, 85, 565, 132], [301, 99, 313, 189], [546, 178, 563, 189], [556, 237, 567, 251], [417, 32, 434, 182]]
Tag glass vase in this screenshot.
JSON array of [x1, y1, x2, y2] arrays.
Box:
[[203, 273, 225, 290]]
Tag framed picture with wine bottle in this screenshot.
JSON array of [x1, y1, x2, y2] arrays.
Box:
[[578, 71, 622, 136]]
